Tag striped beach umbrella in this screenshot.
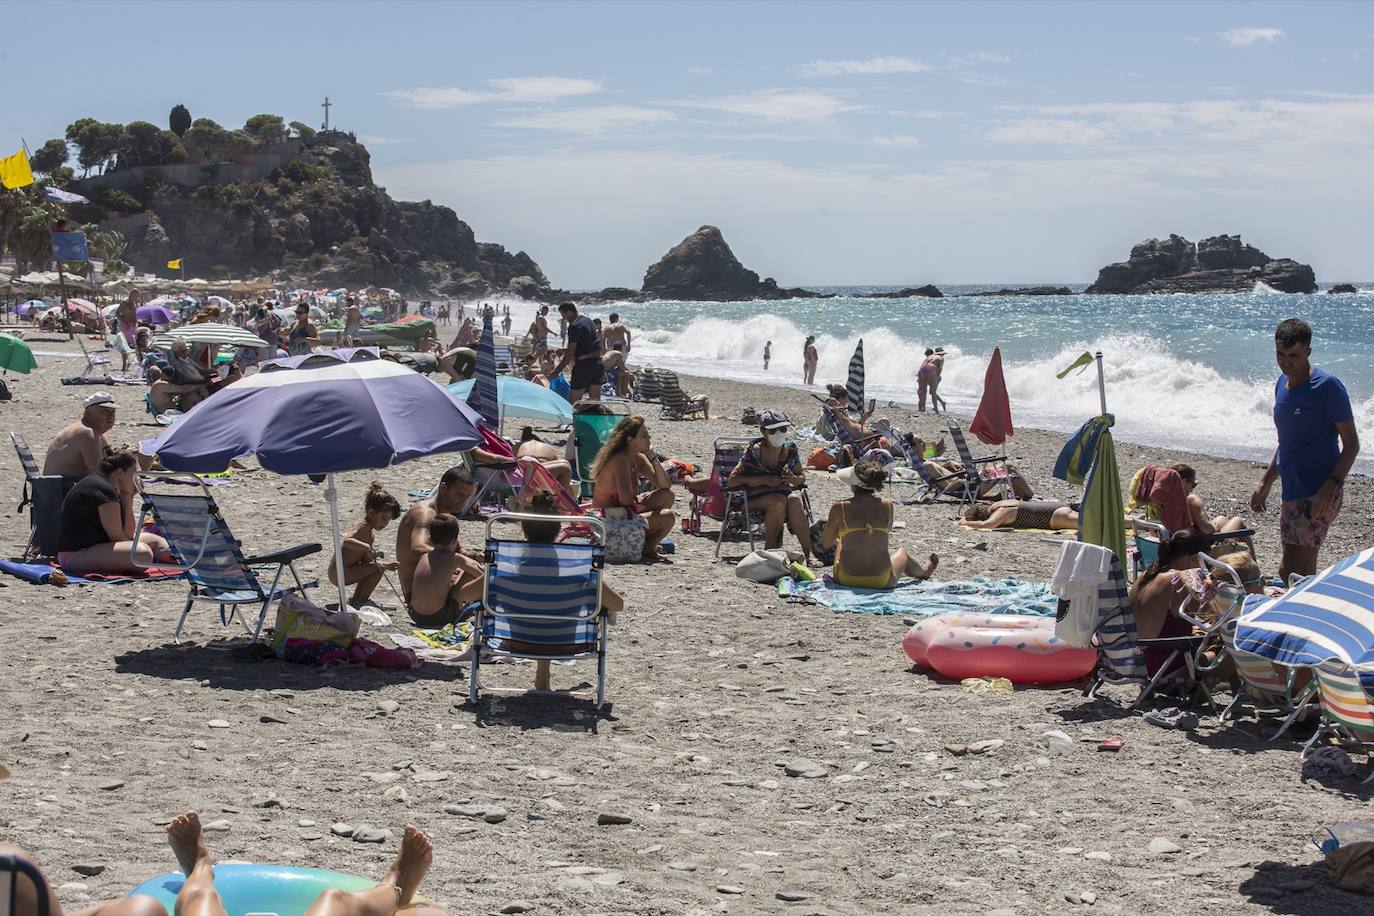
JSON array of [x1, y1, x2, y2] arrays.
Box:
[[1234, 548, 1374, 669], [846, 338, 865, 415], [150, 323, 269, 350], [467, 310, 499, 427]]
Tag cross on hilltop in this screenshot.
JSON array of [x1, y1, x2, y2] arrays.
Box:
[[321, 96, 332, 130]]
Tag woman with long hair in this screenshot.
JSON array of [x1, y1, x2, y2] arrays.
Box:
[[1129, 528, 1211, 675], [590, 415, 676, 559]]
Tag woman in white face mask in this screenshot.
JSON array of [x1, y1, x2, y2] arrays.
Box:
[[727, 410, 821, 567]]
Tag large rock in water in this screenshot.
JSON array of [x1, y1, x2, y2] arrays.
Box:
[[1086, 234, 1316, 294], [641, 226, 816, 300]]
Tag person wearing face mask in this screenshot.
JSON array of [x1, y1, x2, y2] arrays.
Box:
[[728, 410, 821, 567]]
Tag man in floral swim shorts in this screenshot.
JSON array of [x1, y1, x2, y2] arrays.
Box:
[[1251, 318, 1360, 582]]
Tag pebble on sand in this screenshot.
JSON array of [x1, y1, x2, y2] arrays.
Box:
[[716, 885, 746, 895], [207, 720, 231, 729], [97, 780, 124, 791], [70, 864, 105, 877], [1148, 838, 1182, 855], [597, 812, 633, 825], [783, 759, 827, 779], [499, 903, 534, 914]]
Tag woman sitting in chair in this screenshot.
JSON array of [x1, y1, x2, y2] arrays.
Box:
[[57, 449, 174, 575], [590, 415, 677, 560], [820, 460, 938, 588], [727, 410, 821, 567], [1129, 528, 1211, 676], [1171, 463, 1257, 559], [908, 434, 1035, 500]]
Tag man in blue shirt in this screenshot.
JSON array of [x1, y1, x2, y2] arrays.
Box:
[[1251, 318, 1360, 581], [553, 301, 604, 404]]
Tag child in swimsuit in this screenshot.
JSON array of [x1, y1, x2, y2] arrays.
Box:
[[820, 460, 938, 589], [330, 481, 402, 608]]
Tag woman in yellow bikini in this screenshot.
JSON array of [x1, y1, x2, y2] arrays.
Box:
[[820, 460, 939, 589]]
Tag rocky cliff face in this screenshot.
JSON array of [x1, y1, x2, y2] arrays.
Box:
[[641, 226, 816, 300], [110, 134, 550, 298], [1086, 234, 1316, 294]]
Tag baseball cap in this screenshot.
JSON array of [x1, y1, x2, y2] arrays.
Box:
[[759, 409, 790, 430], [83, 392, 116, 410]]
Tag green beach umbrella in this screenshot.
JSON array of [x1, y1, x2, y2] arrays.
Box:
[[0, 333, 37, 374], [1080, 418, 1127, 563]]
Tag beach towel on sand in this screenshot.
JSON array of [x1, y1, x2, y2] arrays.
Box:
[[788, 576, 1058, 617], [0, 558, 185, 586]]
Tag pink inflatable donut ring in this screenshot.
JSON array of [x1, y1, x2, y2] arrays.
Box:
[[924, 617, 1098, 685], [902, 613, 1043, 668]]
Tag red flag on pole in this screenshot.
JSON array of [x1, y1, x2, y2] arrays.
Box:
[[970, 346, 1013, 445]]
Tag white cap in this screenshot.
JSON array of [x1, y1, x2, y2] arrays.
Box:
[[83, 392, 116, 409]]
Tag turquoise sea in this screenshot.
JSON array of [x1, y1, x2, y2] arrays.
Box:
[[570, 284, 1374, 476]]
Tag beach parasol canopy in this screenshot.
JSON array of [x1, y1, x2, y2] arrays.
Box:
[[846, 339, 865, 415], [1234, 548, 1374, 669], [15, 299, 45, 316], [0, 333, 37, 374], [148, 357, 483, 609], [970, 346, 1013, 446], [446, 375, 574, 425], [467, 312, 499, 427], [150, 323, 268, 349], [137, 305, 178, 325]]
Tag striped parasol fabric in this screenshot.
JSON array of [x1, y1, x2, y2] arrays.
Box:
[[846, 338, 865, 414], [150, 323, 269, 349], [467, 310, 499, 427], [1234, 548, 1374, 669]]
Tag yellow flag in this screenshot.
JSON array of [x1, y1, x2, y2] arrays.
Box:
[[167, 258, 182, 270], [0, 149, 34, 189], [1056, 351, 1095, 379]]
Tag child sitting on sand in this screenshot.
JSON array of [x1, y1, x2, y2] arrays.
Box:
[[329, 482, 402, 608]]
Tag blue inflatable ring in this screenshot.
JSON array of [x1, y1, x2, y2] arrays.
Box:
[[129, 864, 376, 916]]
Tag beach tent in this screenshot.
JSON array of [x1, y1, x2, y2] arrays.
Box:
[[148, 353, 483, 610]]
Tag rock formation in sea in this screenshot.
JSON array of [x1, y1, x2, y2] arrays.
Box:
[[870, 285, 944, 299], [641, 226, 817, 301], [967, 286, 1073, 297], [80, 129, 549, 298], [1085, 234, 1317, 294], [1328, 283, 1359, 294]]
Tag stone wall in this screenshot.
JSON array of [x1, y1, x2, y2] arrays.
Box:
[[74, 140, 309, 192]]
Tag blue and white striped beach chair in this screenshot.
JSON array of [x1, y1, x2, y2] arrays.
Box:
[[133, 473, 322, 643], [469, 513, 610, 708]]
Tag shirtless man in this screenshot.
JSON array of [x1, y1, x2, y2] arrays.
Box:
[[763, 340, 771, 370], [44, 393, 116, 479], [407, 513, 471, 628], [395, 466, 479, 605], [603, 312, 631, 354], [527, 306, 551, 357], [114, 291, 140, 371], [803, 336, 819, 385]]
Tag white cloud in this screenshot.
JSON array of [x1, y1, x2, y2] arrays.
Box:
[[484, 77, 602, 102], [871, 135, 922, 148], [960, 74, 1008, 87], [388, 77, 602, 109], [946, 51, 1013, 66], [1218, 27, 1284, 47], [986, 119, 1110, 144], [675, 89, 859, 121], [496, 105, 675, 135], [357, 134, 412, 146], [800, 55, 930, 77], [887, 108, 964, 119], [1183, 35, 1202, 43]]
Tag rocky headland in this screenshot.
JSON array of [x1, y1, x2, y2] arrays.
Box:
[[1085, 234, 1317, 294], [639, 225, 820, 301]]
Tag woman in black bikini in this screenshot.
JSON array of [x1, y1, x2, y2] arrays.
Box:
[[961, 499, 1079, 531]]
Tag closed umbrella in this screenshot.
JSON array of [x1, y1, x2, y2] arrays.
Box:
[[150, 323, 269, 349], [446, 376, 574, 425], [969, 347, 1013, 446], [468, 311, 499, 427], [1235, 548, 1374, 669], [148, 358, 483, 609], [1078, 417, 1126, 564], [0, 333, 37, 374], [846, 339, 865, 415]]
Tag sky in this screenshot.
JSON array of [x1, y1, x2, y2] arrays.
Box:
[[10, 1, 1374, 289]]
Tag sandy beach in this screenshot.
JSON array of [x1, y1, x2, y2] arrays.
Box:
[[2, 338, 1371, 916]]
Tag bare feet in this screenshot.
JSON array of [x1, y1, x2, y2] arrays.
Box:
[[166, 811, 210, 877], [922, 554, 940, 579], [381, 825, 433, 908]]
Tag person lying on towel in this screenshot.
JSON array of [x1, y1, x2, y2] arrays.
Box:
[[960, 499, 1079, 531], [819, 460, 938, 589]]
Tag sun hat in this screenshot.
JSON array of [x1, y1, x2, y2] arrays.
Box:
[[759, 409, 790, 431], [83, 392, 116, 409]]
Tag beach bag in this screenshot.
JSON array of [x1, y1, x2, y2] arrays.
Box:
[[270, 594, 358, 656], [1318, 822, 1374, 894], [807, 447, 837, 470], [809, 520, 836, 566], [599, 510, 647, 563], [736, 549, 793, 584]]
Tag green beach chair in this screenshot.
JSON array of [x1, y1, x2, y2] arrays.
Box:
[[571, 399, 630, 498]]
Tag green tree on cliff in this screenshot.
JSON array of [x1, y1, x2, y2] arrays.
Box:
[[29, 139, 69, 174], [244, 114, 286, 144], [65, 119, 123, 175], [169, 104, 192, 137]]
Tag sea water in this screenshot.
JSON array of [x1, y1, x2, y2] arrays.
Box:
[[537, 285, 1373, 476]]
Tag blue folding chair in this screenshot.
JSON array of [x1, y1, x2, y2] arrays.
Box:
[[1, 853, 49, 916], [469, 513, 610, 708], [133, 473, 322, 643], [492, 344, 514, 373]]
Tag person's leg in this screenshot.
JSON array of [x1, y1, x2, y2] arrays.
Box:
[[166, 813, 227, 916], [61, 540, 158, 575], [567, 385, 586, 404], [643, 508, 675, 557], [534, 659, 552, 691], [1279, 545, 1320, 584], [750, 493, 786, 548], [303, 826, 432, 916], [641, 487, 675, 511], [1214, 515, 1258, 559], [1006, 465, 1035, 500], [540, 459, 573, 491], [351, 565, 384, 605], [783, 492, 819, 566], [917, 379, 927, 412], [891, 547, 939, 580]]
